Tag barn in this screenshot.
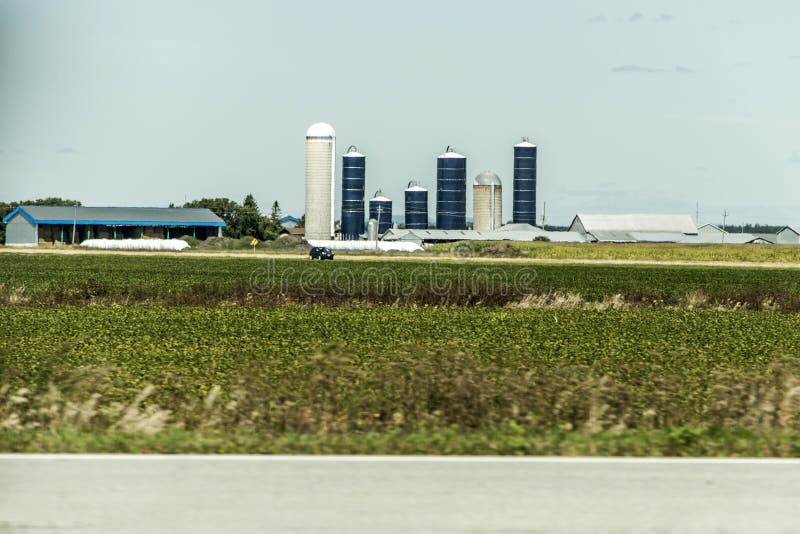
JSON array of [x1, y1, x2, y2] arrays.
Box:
[[2, 206, 225, 246]]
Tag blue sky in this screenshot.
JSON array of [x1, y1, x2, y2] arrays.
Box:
[[1, 0, 798, 225]]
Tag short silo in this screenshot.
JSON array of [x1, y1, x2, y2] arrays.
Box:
[[473, 171, 502, 232], [404, 181, 428, 230], [436, 146, 466, 230], [305, 122, 336, 240], [513, 137, 537, 225], [341, 146, 365, 240], [368, 191, 393, 235]]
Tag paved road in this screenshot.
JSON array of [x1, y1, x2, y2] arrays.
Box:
[[1, 456, 799, 534]]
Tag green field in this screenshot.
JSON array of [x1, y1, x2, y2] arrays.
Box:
[[2, 252, 800, 454], [4, 253, 800, 309]]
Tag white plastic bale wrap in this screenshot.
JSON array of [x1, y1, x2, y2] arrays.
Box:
[[306, 240, 423, 252], [80, 239, 191, 251]]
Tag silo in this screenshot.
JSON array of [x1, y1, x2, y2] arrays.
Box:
[[436, 146, 466, 230], [404, 181, 428, 229], [513, 137, 537, 225], [368, 190, 393, 234], [473, 171, 502, 232], [341, 146, 365, 240], [305, 122, 336, 240]]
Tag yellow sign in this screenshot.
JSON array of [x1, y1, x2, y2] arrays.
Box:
[[250, 238, 259, 247]]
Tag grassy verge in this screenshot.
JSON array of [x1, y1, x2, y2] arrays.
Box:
[[3, 428, 800, 456]]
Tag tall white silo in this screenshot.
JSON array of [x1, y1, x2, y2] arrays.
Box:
[[305, 122, 336, 240], [473, 171, 502, 232]]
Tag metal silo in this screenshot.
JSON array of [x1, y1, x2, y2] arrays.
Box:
[[368, 190, 393, 235], [404, 181, 428, 229], [341, 146, 365, 240], [436, 146, 466, 230], [513, 137, 537, 225], [473, 171, 502, 231], [305, 122, 336, 240]]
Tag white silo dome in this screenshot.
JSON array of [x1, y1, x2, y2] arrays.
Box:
[[474, 170, 502, 186], [306, 122, 336, 138]]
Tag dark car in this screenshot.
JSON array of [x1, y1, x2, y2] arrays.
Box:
[[309, 246, 334, 260]]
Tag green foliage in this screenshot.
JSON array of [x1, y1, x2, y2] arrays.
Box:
[[2, 306, 800, 448], [183, 195, 281, 241], [4, 253, 800, 308], [4, 428, 800, 456]]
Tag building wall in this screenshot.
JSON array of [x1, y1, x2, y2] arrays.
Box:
[[776, 228, 800, 245], [5, 213, 37, 245]]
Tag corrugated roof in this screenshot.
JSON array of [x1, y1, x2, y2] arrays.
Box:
[[381, 228, 587, 243], [680, 233, 773, 245], [572, 214, 698, 235], [628, 232, 691, 243], [3, 206, 225, 226]]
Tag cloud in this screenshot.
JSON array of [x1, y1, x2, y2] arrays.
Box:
[[694, 166, 709, 173], [789, 151, 800, 164], [587, 15, 607, 23], [789, 56, 800, 61], [56, 147, 78, 154], [655, 14, 674, 23], [628, 12, 645, 23], [612, 65, 695, 74]]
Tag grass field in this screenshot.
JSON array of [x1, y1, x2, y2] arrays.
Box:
[[4, 252, 800, 309], [2, 251, 800, 455], [427, 241, 800, 263]]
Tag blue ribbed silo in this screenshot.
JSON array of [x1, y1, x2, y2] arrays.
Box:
[[341, 146, 365, 240], [404, 181, 428, 229], [369, 191, 393, 234], [513, 137, 537, 225], [436, 146, 466, 230]]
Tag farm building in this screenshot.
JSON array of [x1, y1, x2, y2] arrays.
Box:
[[2, 206, 225, 246], [569, 214, 698, 243], [381, 225, 587, 245], [279, 215, 301, 229], [776, 226, 800, 245]]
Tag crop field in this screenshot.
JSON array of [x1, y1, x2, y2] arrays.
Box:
[[2, 251, 800, 455], [4, 253, 800, 309]]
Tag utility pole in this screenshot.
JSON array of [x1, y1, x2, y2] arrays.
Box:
[[71, 203, 77, 245], [376, 205, 382, 239], [722, 210, 729, 243], [695, 202, 700, 227], [541, 202, 547, 230]]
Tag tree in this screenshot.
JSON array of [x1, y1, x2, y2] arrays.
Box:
[[238, 194, 262, 239], [270, 201, 281, 223], [183, 198, 241, 238]]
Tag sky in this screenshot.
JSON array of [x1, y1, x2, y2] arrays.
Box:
[[1, 0, 799, 226]]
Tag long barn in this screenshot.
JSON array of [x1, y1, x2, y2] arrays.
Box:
[[2, 206, 225, 246]]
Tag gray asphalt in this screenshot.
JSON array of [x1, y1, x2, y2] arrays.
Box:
[[1, 456, 799, 534]]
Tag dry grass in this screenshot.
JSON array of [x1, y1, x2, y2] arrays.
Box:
[[4, 352, 800, 436]]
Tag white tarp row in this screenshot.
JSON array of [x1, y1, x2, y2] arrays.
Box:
[[80, 239, 191, 251], [306, 240, 423, 252]]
